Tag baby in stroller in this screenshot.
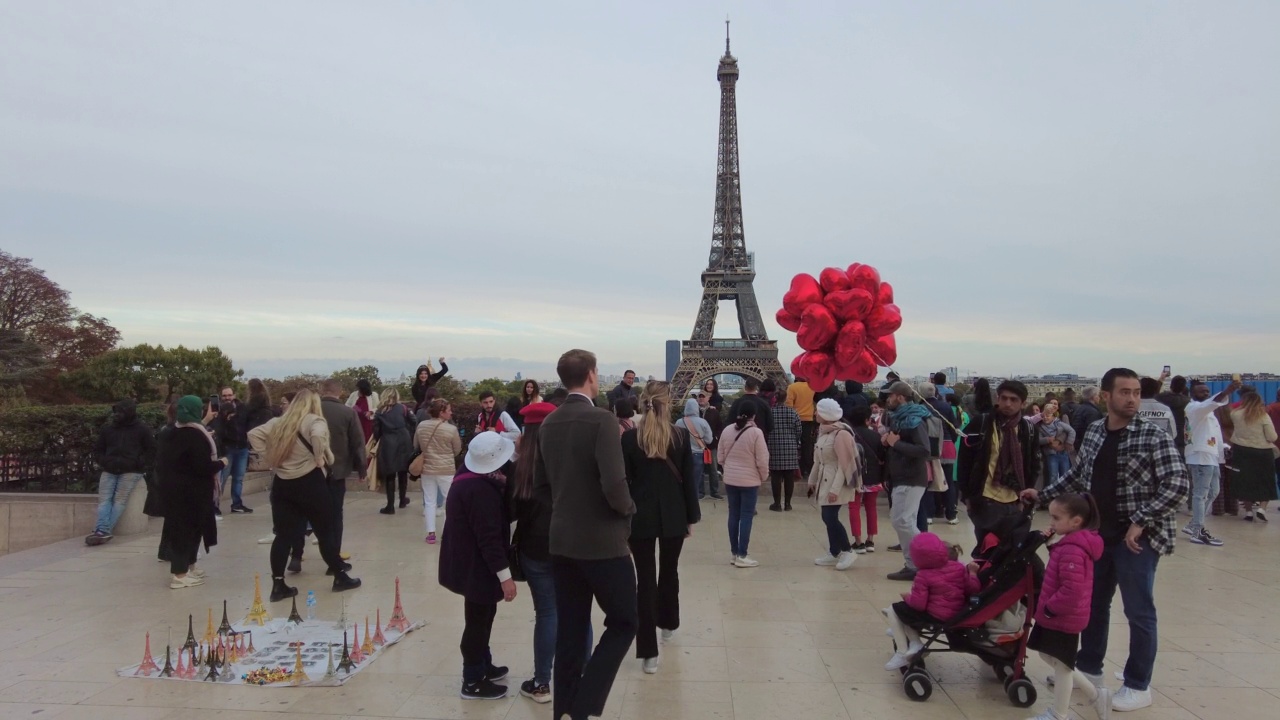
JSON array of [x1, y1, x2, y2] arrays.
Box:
[[884, 532, 978, 670]]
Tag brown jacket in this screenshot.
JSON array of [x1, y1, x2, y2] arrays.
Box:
[[534, 394, 634, 560], [413, 418, 462, 476]]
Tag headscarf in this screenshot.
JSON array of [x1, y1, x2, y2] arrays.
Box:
[[175, 395, 218, 460]]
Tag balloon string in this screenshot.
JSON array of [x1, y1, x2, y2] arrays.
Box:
[[864, 346, 967, 437]]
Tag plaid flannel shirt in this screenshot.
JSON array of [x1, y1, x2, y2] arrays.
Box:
[[1042, 414, 1190, 555], [767, 405, 802, 471]]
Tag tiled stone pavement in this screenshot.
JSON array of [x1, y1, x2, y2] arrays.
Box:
[[1, 488, 1277, 719]]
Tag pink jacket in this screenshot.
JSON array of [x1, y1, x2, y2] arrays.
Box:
[[717, 422, 770, 488], [906, 533, 979, 621], [1035, 529, 1102, 633]]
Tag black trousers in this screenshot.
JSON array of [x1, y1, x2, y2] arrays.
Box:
[[552, 554, 638, 720], [629, 536, 684, 659], [269, 469, 345, 577], [801, 420, 819, 476], [461, 600, 497, 683], [383, 471, 409, 506], [770, 469, 798, 506], [327, 475, 347, 551]]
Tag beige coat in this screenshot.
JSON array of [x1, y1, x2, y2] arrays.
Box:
[[247, 414, 333, 480], [808, 422, 861, 505], [413, 418, 462, 476], [1229, 410, 1278, 450], [718, 422, 770, 488]]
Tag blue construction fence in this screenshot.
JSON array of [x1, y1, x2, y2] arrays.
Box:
[[1204, 380, 1279, 403]]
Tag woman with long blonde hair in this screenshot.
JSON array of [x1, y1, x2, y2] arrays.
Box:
[[248, 388, 361, 601], [1229, 390, 1278, 521], [621, 381, 700, 674], [374, 388, 417, 514]]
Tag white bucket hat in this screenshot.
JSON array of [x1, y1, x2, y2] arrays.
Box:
[[464, 431, 516, 475], [816, 398, 844, 423]]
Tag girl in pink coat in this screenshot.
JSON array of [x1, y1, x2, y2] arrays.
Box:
[[883, 532, 979, 670], [1029, 493, 1109, 720]]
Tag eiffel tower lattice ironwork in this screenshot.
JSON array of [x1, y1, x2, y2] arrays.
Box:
[[669, 23, 787, 402]]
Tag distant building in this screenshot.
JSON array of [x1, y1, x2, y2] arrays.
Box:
[[515, 372, 522, 381], [665, 340, 681, 382]]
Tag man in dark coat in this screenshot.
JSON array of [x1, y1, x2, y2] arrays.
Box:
[[1071, 387, 1105, 452], [606, 369, 639, 411], [87, 399, 157, 546], [317, 378, 367, 560], [956, 380, 1041, 549], [535, 349, 637, 720], [728, 377, 773, 434]]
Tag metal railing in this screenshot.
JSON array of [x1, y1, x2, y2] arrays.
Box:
[[0, 453, 100, 493]]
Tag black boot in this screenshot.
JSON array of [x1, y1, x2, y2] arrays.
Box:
[[325, 562, 353, 576], [399, 496, 410, 509], [332, 571, 362, 592], [380, 505, 395, 515], [270, 577, 298, 602]]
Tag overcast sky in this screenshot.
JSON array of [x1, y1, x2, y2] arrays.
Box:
[[2, 1, 1277, 382]]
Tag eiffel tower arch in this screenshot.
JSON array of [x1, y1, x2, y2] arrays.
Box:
[[669, 24, 788, 401]]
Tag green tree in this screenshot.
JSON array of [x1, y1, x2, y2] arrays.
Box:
[[469, 378, 509, 400], [433, 377, 469, 404], [262, 373, 327, 401], [330, 365, 384, 394], [63, 344, 242, 403]]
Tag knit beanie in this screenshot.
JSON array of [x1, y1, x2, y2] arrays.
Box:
[[176, 395, 204, 424]]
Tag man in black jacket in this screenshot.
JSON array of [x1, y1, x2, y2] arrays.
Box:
[[728, 378, 773, 434], [956, 380, 1041, 549], [317, 378, 366, 560], [87, 399, 157, 546], [606, 370, 638, 411], [1071, 387, 1105, 452], [214, 387, 253, 513], [882, 382, 932, 581]]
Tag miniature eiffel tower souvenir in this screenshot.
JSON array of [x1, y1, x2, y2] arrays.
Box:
[[183, 614, 198, 652], [244, 573, 271, 625], [372, 609, 387, 646], [203, 608, 215, 645], [333, 593, 349, 630], [227, 635, 239, 664], [290, 645, 309, 685], [185, 646, 199, 680], [218, 600, 233, 637], [324, 642, 336, 679], [246, 631, 256, 655], [335, 631, 356, 674], [134, 632, 160, 676], [219, 646, 235, 683], [159, 644, 175, 677], [174, 647, 187, 678], [349, 622, 365, 663], [202, 646, 220, 682], [361, 617, 375, 656], [287, 596, 304, 625], [385, 577, 411, 632]]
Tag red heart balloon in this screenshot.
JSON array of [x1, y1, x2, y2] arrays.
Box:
[[797, 303, 839, 351], [846, 264, 881, 298], [819, 267, 851, 294], [776, 308, 802, 333], [823, 288, 875, 322], [800, 350, 837, 392], [790, 353, 806, 378], [864, 302, 903, 337], [845, 350, 878, 383], [866, 334, 898, 367], [782, 274, 823, 317], [878, 282, 894, 305], [833, 320, 868, 368]]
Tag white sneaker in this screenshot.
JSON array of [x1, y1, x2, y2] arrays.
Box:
[[885, 652, 911, 670], [732, 555, 759, 568], [947, 518, 959, 525], [905, 641, 924, 657], [1047, 669, 1104, 689], [835, 551, 856, 571], [257, 534, 275, 544], [814, 554, 838, 566], [884, 627, 895, 638], [170, 574, 205, 590], [926, 518, 934, 525], [1112, 686, 1151, 712], [661, 628, 674, 641], [187, 565, 206, 579], [642, 657, 659, 674], [1096, 687, 1112, 720]]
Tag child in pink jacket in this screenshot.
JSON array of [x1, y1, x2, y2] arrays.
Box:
[[1030, 493, 1109, 720], [884, 532, 979, 669]]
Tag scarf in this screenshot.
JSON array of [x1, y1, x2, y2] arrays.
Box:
[[176, 422, 219, 461], [887, 402, 932, 432], [994, 412, 1026, 491]]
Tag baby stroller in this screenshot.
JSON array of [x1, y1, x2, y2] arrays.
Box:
[[894, 523, 1049, 707]]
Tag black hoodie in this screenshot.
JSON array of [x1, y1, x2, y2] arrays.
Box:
[[94, 399, 157, 474], [411, 361, 449, 406]]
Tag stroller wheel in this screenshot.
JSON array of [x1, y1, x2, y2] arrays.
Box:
[[903, 671, 933, 702], [1006, 677, 1036, 707], [993, 662, 1014, 682]]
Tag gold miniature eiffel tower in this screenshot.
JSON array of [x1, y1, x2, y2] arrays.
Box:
[[227, 635, 240, 664], [290, 645, 309, 686], [385, 577, 411, 633], [361, 617, 374, 656], [202, 608, 215, 645], [372, 609, 387, 646], [134, 632, 160, 676], [244, 574, 271, 625]]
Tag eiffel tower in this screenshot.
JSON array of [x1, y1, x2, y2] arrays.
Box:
[[669, 22, 787, 401]]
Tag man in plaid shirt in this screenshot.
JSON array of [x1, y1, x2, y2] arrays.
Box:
[[1023, 368, 1189, 713]]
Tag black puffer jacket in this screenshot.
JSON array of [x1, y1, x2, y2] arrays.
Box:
[[94, 400, 157, 474]]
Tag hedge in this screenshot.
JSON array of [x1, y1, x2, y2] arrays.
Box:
[[0, 403, 168, 456]]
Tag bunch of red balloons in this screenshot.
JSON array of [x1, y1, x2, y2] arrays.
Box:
[[776, 263, 902, 392]]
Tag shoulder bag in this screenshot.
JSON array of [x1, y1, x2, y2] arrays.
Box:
[[684, 417, 713, 465], [409, 422, 444, 477]]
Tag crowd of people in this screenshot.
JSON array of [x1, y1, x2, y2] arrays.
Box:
[[81, 351, 1280, 719]]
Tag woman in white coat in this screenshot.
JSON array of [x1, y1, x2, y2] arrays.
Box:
[[808, 399, 861, 571]]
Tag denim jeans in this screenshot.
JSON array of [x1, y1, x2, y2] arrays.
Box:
[[1186, 464, 1220, 535], [691, 452, 706, 499], [221, 446, 249, 507], [1078, 537, 1160, 691], [725, 485, 758, 557], [1045, 452, 1071, 488], [890, 485, 925, 570], [524, 554, 593, 686], [820, 504, 851, 556], [95, 472, 143, 534]]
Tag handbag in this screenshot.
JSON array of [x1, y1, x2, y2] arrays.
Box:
[[927, 457, 948, 492], [507, 527, 526, 582], [409, 422, 444, 477]]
